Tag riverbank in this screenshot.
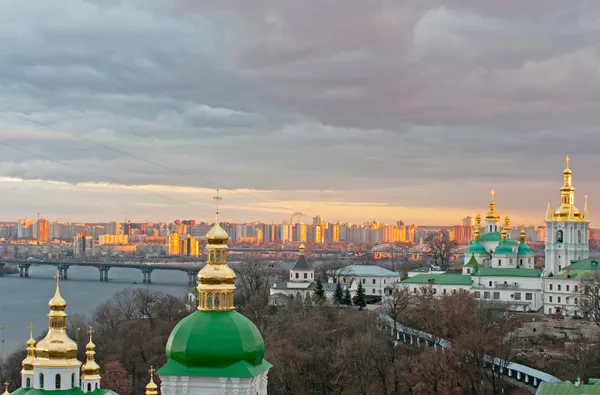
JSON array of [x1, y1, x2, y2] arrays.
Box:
[[0, 264, 18, 275]]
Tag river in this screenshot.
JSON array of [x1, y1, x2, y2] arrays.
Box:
[[0, 264, 190, 357]]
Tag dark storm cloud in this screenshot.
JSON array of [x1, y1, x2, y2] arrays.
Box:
[[1, 0, 599, 222]]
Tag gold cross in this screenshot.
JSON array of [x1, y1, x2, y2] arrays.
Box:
[[566, 155, 570, 168], [490, 189, 495, 200], [149, 365, 155, 379], [54, 272, 61, 284], [213, 190, 222, 222], [88, 326, 94, 341], [28, 322, 34, 338]]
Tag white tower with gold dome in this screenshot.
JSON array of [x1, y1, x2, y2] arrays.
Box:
[[31, 276, 81, 391], [545, 156, 590, 275], [20, 323, 37, 388], [81, 327, 102, 392]]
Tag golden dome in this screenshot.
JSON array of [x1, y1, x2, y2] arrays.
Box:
[[2, 381, 8, 395], [146, 366, 159, 395], [520, 228, 526, 242], [500, 228, 507, 242], [81, 327, 101, 377], [486, 189, 500, 221], [205, 222, 229, 245], [21, 323, 36, 372], [33, 277, 80, 367]]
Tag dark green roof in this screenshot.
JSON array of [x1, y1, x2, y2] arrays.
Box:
[[401, 274, 473, 286], [551, 270, 589, 280], [517, 241, 534, 255], [158, 310, 271, 378], [465, 254, 479, 268], [479, 232, 501, 242], [535, 380, 600, 394], [564, 259, 600, 271], [467, 240, 487, 255], [473, 268, 542, 278], [9, 388, 111, 395], [292, 254, 312, 270], [494, 241, 515, 255]]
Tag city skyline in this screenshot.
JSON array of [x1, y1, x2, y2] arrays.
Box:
[[2, 2, 600, 225]]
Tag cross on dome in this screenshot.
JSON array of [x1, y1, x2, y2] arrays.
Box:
[[214, 189, 222, 222], [149, 366, 155, 378], [566, 155, 570, 168], [88, 326, 94, 341]]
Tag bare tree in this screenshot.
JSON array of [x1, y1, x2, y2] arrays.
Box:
[[113, 289, 140, 320], [423, 233, 458, 270], [580, 271, 600, 327]]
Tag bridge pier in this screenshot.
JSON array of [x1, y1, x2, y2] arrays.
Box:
[[142, 268, 153, 284], [58, 264, 70, 280], [18, 264, 31, 277], [98, 267, 110, 282], [187, 271, 198, 286], [0, 263, 4, 276]]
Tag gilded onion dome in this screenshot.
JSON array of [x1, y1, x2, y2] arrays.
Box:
[[486, 189, 500, 221], [553, 156, 582, 221], [33, 276, 80, 367], [21, 323, 36, 372], [81, 327, 101, 378], [503, 212, 511, 232], [145, 367, 159, 395]]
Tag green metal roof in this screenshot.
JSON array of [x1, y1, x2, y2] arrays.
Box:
[[9, 388, 111, 395], [505, 239, 519, 246], [473, 268, 542, 278], [517, 241, 534, 255], [158, 310, 271, 378], [465, 254, 479, 268], [467, 240, 488, 255], [564, 259, 600, 271], [535, 381, 600, 394], [551, 270, 591, 280], [494, 242, 515, 255], [401, 274, 473, 286], [479, 232, 501, 242]]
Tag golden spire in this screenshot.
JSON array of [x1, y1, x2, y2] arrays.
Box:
[[583, 195, 589, 221], [81, 326, 100, 378], [554, 155, 581, 220], [503, 211, 511, 232], [21, 323, 36, 372], [197, 191, 235, 311], [145, 366, 159, 395], [33, 273, 79, 366], [486, 189, 500, 221], [520, 228, 526, 242], [2, 381, 8, 395], [473, 209, 482, 240]]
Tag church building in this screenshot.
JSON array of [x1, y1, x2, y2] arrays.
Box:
[[3, 278, 117, 395]]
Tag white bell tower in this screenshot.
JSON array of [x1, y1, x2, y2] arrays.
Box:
[[545, 156, 590, 275]]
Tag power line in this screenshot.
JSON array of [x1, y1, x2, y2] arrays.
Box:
[[0, 141, 245, 222], [0, 107, 302, 214]]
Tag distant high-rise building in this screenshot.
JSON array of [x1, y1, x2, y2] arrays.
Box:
[[462, 216, 472, 226], [181, 234, 200, 257], [107, 221, 123, 236], [452, 224, 472, 244], [74, 231, 95, 257], [313, 215, 323, 225], [167, 231, 181, 255], [37, 219, 49, 242]]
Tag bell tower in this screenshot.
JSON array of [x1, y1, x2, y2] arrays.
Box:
[[545, 156, 590, 275]]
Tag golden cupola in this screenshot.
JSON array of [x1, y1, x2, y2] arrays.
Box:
[[145, 366, 159, 395], [81, 327, 101, 378], [486, 189, 500, 221], [473, 211, 482, 240], [503, 212, 511, 232], [197, 190, 236, 311], [520, 228, 527, 242], [500, 228, 508, 242], [552, 156, 582, 221], [21, 323, 37, 373], [33, 277, 80, 367]]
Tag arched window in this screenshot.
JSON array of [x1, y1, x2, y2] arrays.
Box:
[[55, 374, 61, 389], [557, 230, 563, 243], [87, 383, 92, 392], [26, 378, 31, 388], [95, 383, 99, 390], [578, 230, 582, 243], [214, 293, 220, 309], [71, 373, 75, 388], [39, 373, 44, 389], [520, 259, 523, 266]]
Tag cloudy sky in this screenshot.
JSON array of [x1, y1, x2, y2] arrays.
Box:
[[0, 0, 598, 226]]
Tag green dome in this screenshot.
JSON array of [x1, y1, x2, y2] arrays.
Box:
[[157, 310, 271, 378], [505, 239, 519, 246], [467, 240, 488, 255], [494, 242, 514, 255], [517, 242, 534, 255], [479, 232, 501, 242]]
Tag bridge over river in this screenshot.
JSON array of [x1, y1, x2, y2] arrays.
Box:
[[0, 259, 205, 285]]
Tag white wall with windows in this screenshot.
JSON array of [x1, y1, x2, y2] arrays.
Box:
[[544, 278, 581, 317]]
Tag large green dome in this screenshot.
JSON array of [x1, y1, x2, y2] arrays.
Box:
[[157, 310, 271, 378], [467, 240, 488, 255]]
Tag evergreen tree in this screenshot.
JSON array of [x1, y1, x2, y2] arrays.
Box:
[[333, 282, 344, 306], [342, 288, 352, 306], [353, 281, 367, 307], [313, 279, 326, 304]]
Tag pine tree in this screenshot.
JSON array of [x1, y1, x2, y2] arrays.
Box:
[[353, 281, 367, 307], [342, 288, 352, 306], [333, 282, 344, 306], [313, 279, 326, 304]]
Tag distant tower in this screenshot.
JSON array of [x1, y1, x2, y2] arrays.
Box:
[[81, 327, 101, 392], [20, 323, 36, 388], [544, 156, 590, 275], [289, 244, 314, 282]]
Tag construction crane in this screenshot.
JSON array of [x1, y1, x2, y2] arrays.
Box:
[[290, 212, 306, 224]]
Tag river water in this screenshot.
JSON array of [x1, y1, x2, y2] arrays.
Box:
[[0, 264, 190, 357]]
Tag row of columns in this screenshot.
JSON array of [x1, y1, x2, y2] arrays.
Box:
[[18, 263, 31, 277], [142, 268, 153, 284]]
